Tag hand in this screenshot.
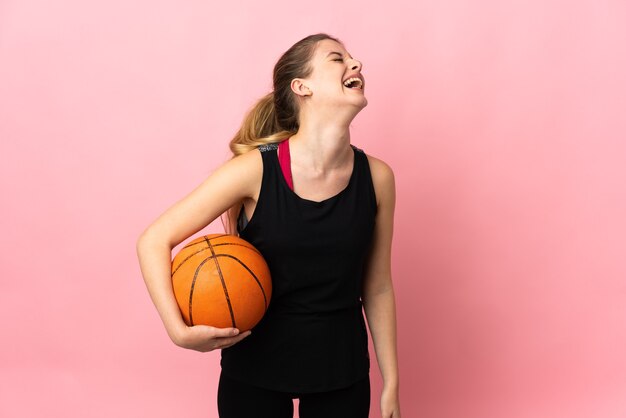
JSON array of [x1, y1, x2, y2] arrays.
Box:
[[173, 325, 251, 352], [380, 386, 401, 418]]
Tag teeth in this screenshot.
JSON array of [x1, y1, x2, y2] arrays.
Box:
[[343, 77, 363, 89]]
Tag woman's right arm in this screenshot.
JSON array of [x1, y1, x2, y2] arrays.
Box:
[[135, 149, 263, 352]]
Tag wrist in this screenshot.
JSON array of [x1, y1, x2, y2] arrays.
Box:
[[382, 378, 399, 392]]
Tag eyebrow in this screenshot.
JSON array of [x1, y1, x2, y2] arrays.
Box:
[[326, 51, 353, 60]]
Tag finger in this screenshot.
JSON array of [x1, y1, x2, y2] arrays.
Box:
[[217, 331, 252, 348], [220, 330, 251, 345], [208, 327, 241, 338]]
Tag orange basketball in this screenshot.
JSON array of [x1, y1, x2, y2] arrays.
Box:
[[171, 234, 272, 332]]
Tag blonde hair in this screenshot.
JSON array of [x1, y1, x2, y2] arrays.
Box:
[[221, 33, 343, 234]]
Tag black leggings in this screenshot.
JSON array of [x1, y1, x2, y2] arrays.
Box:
[[217, 372, 370, 418]]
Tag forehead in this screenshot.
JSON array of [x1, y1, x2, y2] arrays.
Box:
[[315, 39, 350, 59]]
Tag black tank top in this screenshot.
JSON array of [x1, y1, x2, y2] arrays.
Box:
[[220, 141, 377, 393]]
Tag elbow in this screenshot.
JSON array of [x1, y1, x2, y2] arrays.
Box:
[[363, 284, 392, 298], [136, 227, 159, 255], [136, 226, 173, 255], [136, 231, 149, 258], [136, 227, 151, 250], [362, 279, 394, 302]]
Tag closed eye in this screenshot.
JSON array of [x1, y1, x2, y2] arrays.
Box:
[[333, 58, 343, 62]]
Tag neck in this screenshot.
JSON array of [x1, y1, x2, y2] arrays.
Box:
[[289, 117, 354, 172], [289, 105, 356, 173]]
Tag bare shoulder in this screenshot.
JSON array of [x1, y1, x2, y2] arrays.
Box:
[[226, 147, 263, 171], [220, 148, 263, 199], [365, 153, 395, 206]]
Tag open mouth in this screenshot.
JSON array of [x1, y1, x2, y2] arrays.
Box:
[[343, 77, 363, 90]]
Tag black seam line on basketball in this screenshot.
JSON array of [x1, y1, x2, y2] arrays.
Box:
[[181, 234, 228, 250], [212, 242, 262, 255], [213, 254, 268, 310], [187, 256, 212, 326], [173, 242, 260, 276], [173, 247, 262, 284], [172, 247, 212, 276], [205, 237, 237, 328]]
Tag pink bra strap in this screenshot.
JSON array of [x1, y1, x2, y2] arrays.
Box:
[[278, 138, 294, 190]]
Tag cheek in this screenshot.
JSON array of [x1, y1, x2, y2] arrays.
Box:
[[312, 82, 339, 97], [310, 75, 344, 96], [324, 76, 343, 90]]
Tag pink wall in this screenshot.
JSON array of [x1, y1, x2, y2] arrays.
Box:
[[1, 0, 625, 417]]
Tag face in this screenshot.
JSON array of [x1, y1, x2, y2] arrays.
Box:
[[292, 39, 367, 110]]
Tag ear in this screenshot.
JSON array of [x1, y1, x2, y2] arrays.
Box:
[[291, 78, 312, 97]]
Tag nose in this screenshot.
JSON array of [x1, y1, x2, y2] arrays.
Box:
[[349, 57, 362, 71]]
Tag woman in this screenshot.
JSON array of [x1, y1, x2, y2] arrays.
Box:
[[136, 33, 401, 418]]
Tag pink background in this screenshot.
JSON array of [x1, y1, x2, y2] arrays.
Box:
[[1, 0, 625, 417]]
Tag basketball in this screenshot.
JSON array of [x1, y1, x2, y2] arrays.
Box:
[[171, 234, 272, 332]]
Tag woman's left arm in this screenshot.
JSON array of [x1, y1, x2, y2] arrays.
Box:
[[362, 156, 401, 418]]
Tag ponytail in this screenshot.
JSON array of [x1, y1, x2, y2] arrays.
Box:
[[221, 92, 295, 235]]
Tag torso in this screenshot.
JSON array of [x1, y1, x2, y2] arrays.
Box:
[[222, 140, 378, 393]]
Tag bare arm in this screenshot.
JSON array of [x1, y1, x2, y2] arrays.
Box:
[[362, 155, 401, 418], [136, 149, 263, 351]]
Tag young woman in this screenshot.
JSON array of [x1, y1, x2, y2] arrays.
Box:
[[136, 33, 401, 418]]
